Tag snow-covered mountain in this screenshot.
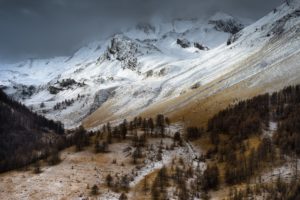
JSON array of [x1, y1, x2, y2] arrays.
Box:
[[1, 0, 300, 128]]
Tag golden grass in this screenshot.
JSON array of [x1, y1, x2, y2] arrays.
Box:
[[244, 136, 261, 157], [80, 48, 300, 200], [82, 42, 300, 132], [192, 134, 215, 153], [83, 101, 116, 129], [130, 169, 160, 200]]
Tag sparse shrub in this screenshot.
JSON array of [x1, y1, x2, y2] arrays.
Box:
[[106, 174, 113, 187], [47, 149, 61, 166], [119, 193, 128, 200], [33, 162, 41, 174], [90, 184, 99, 195]]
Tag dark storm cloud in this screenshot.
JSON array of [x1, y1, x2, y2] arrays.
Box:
[[0, 0, 283, 62]]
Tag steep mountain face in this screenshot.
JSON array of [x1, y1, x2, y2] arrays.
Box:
[[1, 1, 300, 129], [208, 12, 244, 34]]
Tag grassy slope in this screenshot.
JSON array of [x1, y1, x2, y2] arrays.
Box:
[[83, 41, 300, 129]]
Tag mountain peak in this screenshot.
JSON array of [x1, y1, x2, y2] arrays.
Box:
[[209, 12, 235, 21], [208, 12, 244, 34]]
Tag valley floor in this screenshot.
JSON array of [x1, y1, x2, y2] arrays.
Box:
[[1, 123, 300, 200], [0, 127, 205, 200]]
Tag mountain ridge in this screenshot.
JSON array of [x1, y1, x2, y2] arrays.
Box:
[[1, 1, 300, 129]]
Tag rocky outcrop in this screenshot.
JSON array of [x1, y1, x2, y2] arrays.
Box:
[[177, 38, 191, 48], [209, 18, 244, 34], [48, 79, 85, 95], [89, 87, 117, 115], [227, 32, 242, 45], [8, 83, 36, 99], [268, 9, 300, 37], [48, 86, 61, 94], [106, 36, 139, 71], [194, 43, 209, 51]]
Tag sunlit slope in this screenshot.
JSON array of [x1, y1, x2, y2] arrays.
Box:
[[84, 2, 300, 128]]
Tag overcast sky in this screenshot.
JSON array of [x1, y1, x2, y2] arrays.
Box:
[[0, 0, 283, 63]]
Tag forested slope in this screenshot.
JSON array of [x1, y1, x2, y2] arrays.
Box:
[[0, 89, 65, 172]]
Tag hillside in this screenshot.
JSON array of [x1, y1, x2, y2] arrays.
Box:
[[0, 11, 248, 128], [1, 1, 300, 200], [0, 1, 298, 130], [0, 89, 64, 172], [87, 0, 300, 128], [1, 85, 300, 199]]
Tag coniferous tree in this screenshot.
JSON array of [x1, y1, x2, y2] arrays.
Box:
[[91, 184, 99, 195], [33, 162, 41, 174], [47, 148, 61, 166], [121, 119, 128, 139], [148, 118, 155, 135], [119, 193, 128, 200], [106, 174, 113, 187], [143, 176, 149, 193], [74, 126, 89, 151], [156, 114, 165, 137], [201, 165, 220, 191]]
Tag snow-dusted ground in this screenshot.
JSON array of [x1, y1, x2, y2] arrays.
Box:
[[129, 137, 205, 188], [261, 121, 299, 183], [0, 125, 205, 200], [263, 121, 278, 137], [1, 1, 300, 129], [261, 158, 300, 183]]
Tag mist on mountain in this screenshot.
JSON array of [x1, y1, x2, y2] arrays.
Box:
[[0, 0, 282, 63]]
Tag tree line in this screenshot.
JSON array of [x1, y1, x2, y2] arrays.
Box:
[[183, 84, 300, 189]]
